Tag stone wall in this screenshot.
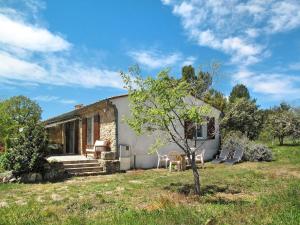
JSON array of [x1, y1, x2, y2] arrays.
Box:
[[0, 162, 67, 183], [79, 101, 117, 154]]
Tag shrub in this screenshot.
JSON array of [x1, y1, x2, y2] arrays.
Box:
[[244, 143, 273, 162], [222, 131, 272, 162], [0, 122, 47, 174]]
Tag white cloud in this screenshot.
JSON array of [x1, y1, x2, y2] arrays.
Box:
[[0, 5, 124, 89], [0, 51, 46, 80], [33, 95, 77, 105], [182, 56, 196, 66], [268, 1, 300, 33], [163, 0, 300, 101], [0, 13, 70, 52], [233, 68, 300, 98], [161, 0, 173, 5], [163, 0, 300, 66], [289, 62, 300, 71], [0, 52, 124, 89], [128, 49, 182, 69]]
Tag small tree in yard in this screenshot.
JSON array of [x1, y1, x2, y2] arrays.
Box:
[[0, 122, 47, 174], [266, 104, 299, 145], [121, 67, 216, 195], [0, 96, 47, 174], [221, 98, 262, 140], [0, 96, 42, 149]]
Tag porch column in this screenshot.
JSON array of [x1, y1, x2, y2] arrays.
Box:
[[82, 118, 87, 155]]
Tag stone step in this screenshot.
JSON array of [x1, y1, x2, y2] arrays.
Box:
[[65, 166, 103, 173], [63, 163, 101, 169], [68, 171, 106, 176], [61, 160, 98, 164]]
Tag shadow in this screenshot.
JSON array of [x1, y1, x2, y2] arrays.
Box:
[[204, 198, 248, 205], [164, 183, 240, 196]]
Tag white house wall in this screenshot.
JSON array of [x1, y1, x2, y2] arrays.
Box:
[[110, 96, 220, 169]]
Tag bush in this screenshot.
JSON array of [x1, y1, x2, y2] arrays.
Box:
[[222, 131, 272, 162], [0, 122, 47, 174], [244, 143, 273, 162]]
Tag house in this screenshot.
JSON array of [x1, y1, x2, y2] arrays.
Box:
[[44, 94, 221, 170]]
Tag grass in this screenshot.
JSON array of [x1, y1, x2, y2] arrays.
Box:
[[0, 144, 299, 225]]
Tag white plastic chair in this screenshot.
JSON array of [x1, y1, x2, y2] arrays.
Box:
[[156, 151, 170, 169], [196, 149, 206, 168], [168, 151, 182, 172]]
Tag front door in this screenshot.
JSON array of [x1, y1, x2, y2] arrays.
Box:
[[65, 121, 75, 154]]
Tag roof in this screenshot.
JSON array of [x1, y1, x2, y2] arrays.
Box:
[[44, 92, 221, 125], [44, 94, 128, 125]]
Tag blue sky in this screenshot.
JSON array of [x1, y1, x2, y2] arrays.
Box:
[[0, 0, 300, 119]]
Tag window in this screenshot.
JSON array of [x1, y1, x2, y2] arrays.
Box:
[[86, 116, 93, 145], [185, 121, 206, 139], [196, 124, 205, 139]]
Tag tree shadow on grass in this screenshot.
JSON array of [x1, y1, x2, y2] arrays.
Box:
[[164, 182, 240, 196]]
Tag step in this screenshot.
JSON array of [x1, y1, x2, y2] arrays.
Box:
[[68, 171, 106, 176], [63, 163, 101, 169], [62, 160, 98, 164], [65, 166, 103, 173]]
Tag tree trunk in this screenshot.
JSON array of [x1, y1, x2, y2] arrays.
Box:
[[279, 136, 284, 146], [190, 152, 201, 195]]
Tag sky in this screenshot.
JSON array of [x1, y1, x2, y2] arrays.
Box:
[[0, 0, 300, 119]]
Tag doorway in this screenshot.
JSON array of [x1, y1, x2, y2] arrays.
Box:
[[65, 121, 76, 154]]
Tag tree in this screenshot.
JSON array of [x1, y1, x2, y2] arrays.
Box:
[[121, 67, 215, 195], [266, 104, 299, 145], [0, 122, 47, 174], [221, 98, 262, 140], [0, 96, 41, 149], [229, 84, 250, 103], [0, 96, 47, 174], [182, 65, 196, 81], [181, 65, 214, 99], [203, 89, 227, 113]]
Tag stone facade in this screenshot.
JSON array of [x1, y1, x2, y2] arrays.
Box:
[[98, 159, 120, 174], [46, 100, 118, 159]]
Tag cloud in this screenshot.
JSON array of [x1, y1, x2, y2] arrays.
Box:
[[181, 56, 196, 66], [0, 14, 70, 52], [164, 0, 300, 101], [0, 4, 124, 89], [163, 0, 300, 66], [289, 62, 300, 71], [267, 1, 300, 33], [33, 95, 77, 104], [0, 51, 124, 89], [233, 68, 300, 99], [128, 49, 182, 69]]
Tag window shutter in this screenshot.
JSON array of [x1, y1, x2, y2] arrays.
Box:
[[184, 120, 195, 139], [94, 113, 100, 142], [207, 117, 215, 139], [82, 118, 87, 154]]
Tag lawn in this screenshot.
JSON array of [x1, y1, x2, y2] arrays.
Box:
[[0, 144, 299, 225]]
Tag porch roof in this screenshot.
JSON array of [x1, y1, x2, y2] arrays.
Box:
[[44, 94, 128, 125]]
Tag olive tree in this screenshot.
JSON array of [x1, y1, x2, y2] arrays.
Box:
[[121, 68, 216, 195], [221, 98, 262, 140], [267, 104, 299, 145]]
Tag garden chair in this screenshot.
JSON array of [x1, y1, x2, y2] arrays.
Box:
[[196, 149, 206, 168], [224, 146, 244, 165], [168, 151, 182, 172], [156, 151, 170, 169], [211, 147, 230, 164]]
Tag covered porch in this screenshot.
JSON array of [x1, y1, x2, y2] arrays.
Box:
[[46, 117, 80, 155]]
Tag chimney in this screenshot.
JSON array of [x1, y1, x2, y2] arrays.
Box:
[[75, 104, 84, 110]]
